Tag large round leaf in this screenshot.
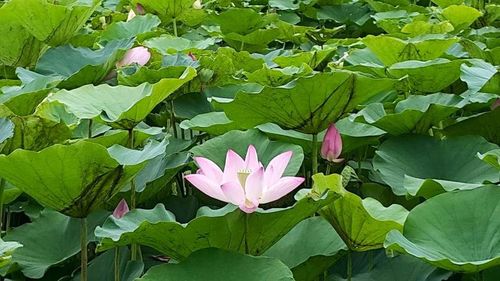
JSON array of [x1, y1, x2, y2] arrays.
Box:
[[215, 71, 396, 134], [385, 186, 500, 272], [312, 173, 408, 252], [190, 129, 304, 176], [0, 141, 143, 217], [137, 248, 294, 281], [373, 135, 499, 198], [3, 209, 108, 278], [47, 68, 196, 129], [6, 0, 99, 46], [264, 216, 347, 281], [95, 191, 336, 260], [352, 93, 465, 135]]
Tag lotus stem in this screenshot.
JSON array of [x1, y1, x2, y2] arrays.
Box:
[[88, 119, 93, 138], [170, 100, 177, 138], [0, 178, 4, 236], [173, 17, 178, 37], [240, 41, 245, 52], [244, 213, 250, 254], [114, 248, 120, 281], [80, 217, 88, 281], [127, 129, 139, 261], [347, 250, 352, 281], [311, 134, 318, 176]]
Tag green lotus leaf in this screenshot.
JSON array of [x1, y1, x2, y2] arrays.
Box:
[[100, 14, 161, 43], [330, 252, 451, 281], [47, 68, 196, 129], [0, 239, 22, 270], [144, 35, 217, 55], [312, 173, 408, 252], [0, 5, 43, 67], [257, 117, 385, 154], [442, 108, 500, 144], [137, 248, 294, 281], [388, 59, 463, 92], [264, 216, 347, 281], [190, 129, 304, 176], [95, 191, 336, 260], [442, 5, 482, 31], [363, 35, 459, 66], [130, 0, 202, 25], [117, 65, 189, 86], [0, 141, 144, 217], [269, 0, 314, 10], [401, 20, 455, 37], [179, 112, 244, 135], [35, 39, 133, 89], [373, 135, 499, 198], [478, 149, 500, 170], [0, 69, 62, 116], [0, 113, 71, 153], [273, 48, 337, 69], [215, 71, 396, 134], [244, 65, 313, 87], [460, 59, 499, 95], [224, 28, 282, 52], [211, 8, 275, 35], [3, 209, 108, 278], [6, 0, 99, 46], [352, 93, 465, 135], [385, 186, 500, 272]]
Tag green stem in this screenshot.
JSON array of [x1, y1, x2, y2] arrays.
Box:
[[80, 218, 88, 281], [170, 100, 177, 138], [244, 213, 250, 254], [0, 178, 5, 236], [127, 129, 139, 261], [88, 119, 93, 139], [311, 134, 318, 175], [240, 41, 245, 51], [173, 18, 178, 37], [325, 163, 331, 175], [347, 250, 352, 281], [114, 248, 120, 281]]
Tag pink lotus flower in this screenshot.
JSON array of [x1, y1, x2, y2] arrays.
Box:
[[136, 4, 145, 14], [321, 124, 343, 163], [113, 199, 130, 219], [116, 46, 151, 68], [185, 145, 304, 213]]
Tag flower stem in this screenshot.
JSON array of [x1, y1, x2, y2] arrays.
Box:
[[311, 134, 318, 175], [0, 178, 5, 237], [347, 250, 352, 281], [170, 100, 177, 138], [244, 213, 250, 254], [80, 217, 88, 281], [127, 130, 139, 261], [173, 18, 178, 37], [114, 248, 120, 281]]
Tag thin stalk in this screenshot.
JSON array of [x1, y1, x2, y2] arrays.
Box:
[[170, 100, 177, 138], [244, 213, 250, 254], [127, 129, 138, 261], [347, 250, 352, 281], [173, 18, 178, 37], [114, 248, 120, 281], [325, 163, 331, 175], [311, 134, 318, 175], [240, 41, 245, 51], [88, 119, 93, 139], [0, 178, 5, 236], [80, 218, 88, 281]]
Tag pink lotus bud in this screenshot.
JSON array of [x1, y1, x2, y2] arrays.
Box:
[[116, 46, 151, 68], [136, 4, 145, 14], [113, 199, 130, 219], [320, 124, 343, 163], [492, 98, 500, 110], [188, 52, 197, 61], [127, 9, 136, 21]]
